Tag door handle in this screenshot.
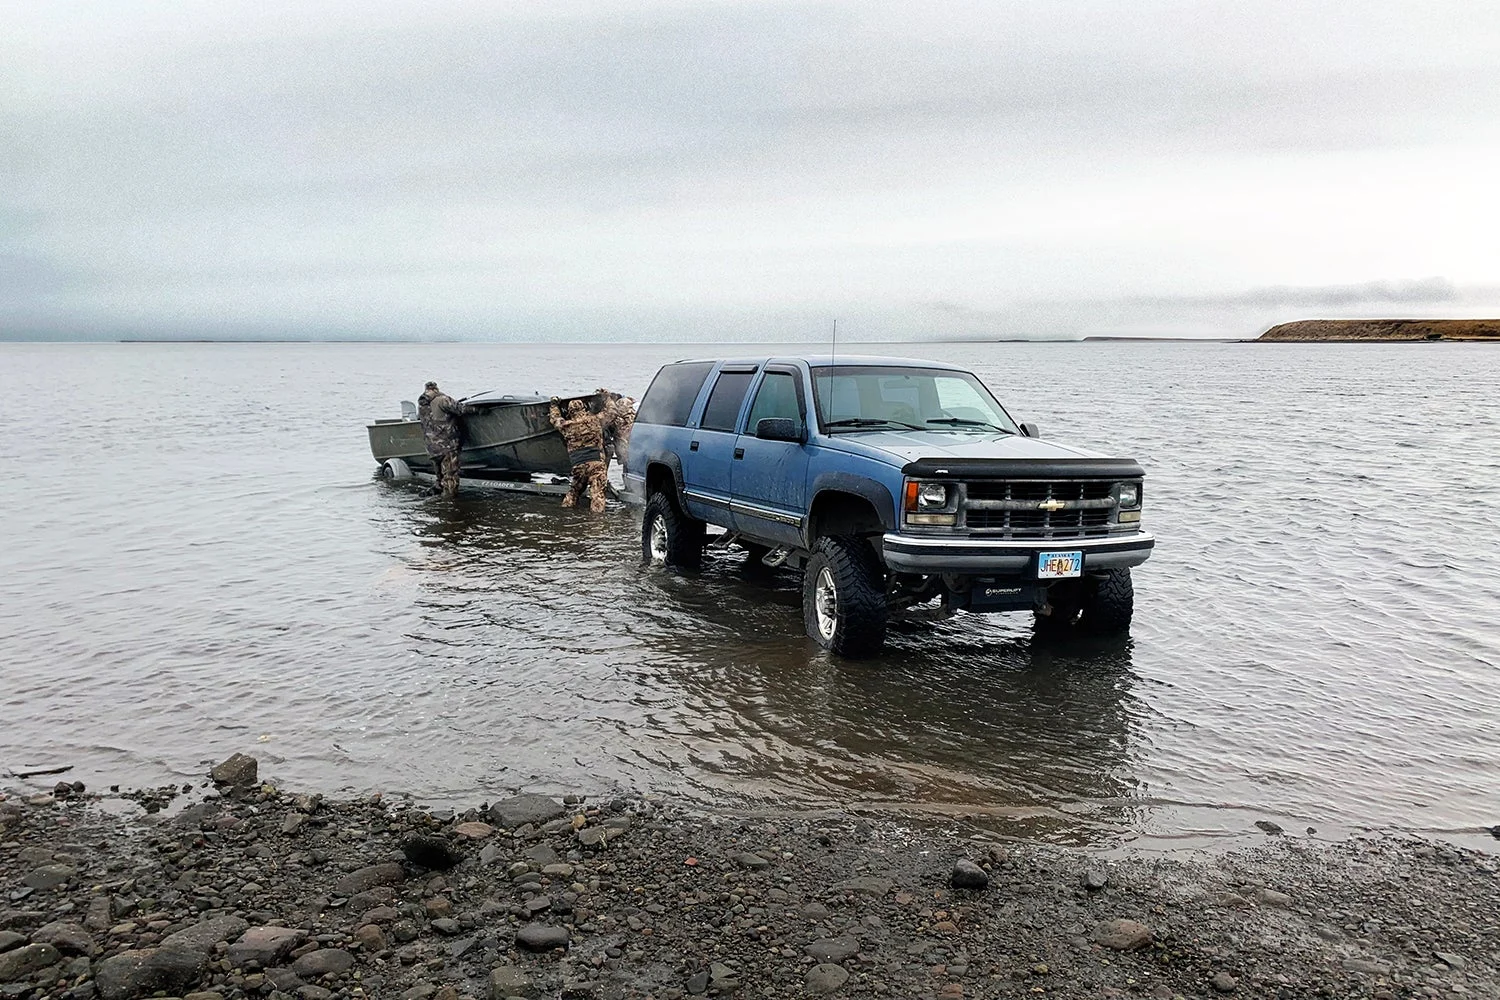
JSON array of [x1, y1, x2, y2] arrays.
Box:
[[734, 447, 745, 459], [690, 440, 700, 451]]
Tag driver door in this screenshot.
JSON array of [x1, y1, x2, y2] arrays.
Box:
[[730, 368, 810, 547]]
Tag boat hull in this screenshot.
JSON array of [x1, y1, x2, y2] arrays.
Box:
[[367, 398, 581, 476]]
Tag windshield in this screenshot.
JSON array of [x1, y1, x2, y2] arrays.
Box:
[[811, 366, 1019, 434]]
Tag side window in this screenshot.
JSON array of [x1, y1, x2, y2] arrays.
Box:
[[745, 372, 802, 430], [635, 362, 714, 426], [699, 372, 756, 432]]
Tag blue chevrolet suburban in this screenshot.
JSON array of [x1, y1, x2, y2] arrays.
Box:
[[623, 356, 1154, 657]]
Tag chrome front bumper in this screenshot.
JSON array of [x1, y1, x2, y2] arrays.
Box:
[[882, 531, 1155, 575]]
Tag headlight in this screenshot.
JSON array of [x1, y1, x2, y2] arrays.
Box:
[[1118, 483, 1141, 509], [918, 483, 949, 508]]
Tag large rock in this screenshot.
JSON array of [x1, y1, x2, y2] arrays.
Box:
[[805, 964, 850, 994], [95, 947, 207, 1000], [332, 863, 406, 897], [210, 753, 259, 787], [31, 921, 97, 956], [489, 964, 533, 998], [227, 926, 306, 968], [950, 859, 989, 890], [514, 923, 569, 952], [22, 865, 76, 891], [0, 943, 61, 982], [0, 931, 23, 953], [1095, 918, 1153, 951], [488, 794, 565, 829], [161, 916, 250, 954], [290, 948, 355, 979], [805, 936, 859, 963], [400, 835, 464, 871]]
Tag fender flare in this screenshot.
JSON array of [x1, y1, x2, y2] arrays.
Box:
[[806, 473, 898, 544], [644, 453, 689, 511]]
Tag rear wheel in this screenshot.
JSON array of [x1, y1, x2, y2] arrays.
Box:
[[642, 493, 705, 570], [1078, 569, 1133, 634], [802, 536, 888, 658]]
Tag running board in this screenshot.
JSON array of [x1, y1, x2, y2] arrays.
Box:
[[762, 546, 791, 568]]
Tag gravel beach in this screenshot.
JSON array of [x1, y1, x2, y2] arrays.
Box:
[[2, 759, 1497, 1000]]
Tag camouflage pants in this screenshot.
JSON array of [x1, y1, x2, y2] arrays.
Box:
[[563, 460, 608, 513], [436, 451, 462, 497]]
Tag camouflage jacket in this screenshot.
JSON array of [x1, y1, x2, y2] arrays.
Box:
[[418, 390, 476, 456], [549, 401, 605, 467], [600, 395, 637, 438]]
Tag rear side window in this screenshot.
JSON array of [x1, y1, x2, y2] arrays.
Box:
[[699, 372, 756, 432], [635, 362, 714, 426]]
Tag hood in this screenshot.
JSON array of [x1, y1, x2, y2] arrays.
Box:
[[828, 430, 1105, 465]]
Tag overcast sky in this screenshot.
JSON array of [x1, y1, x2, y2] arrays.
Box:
[[4, 1, 1499, 341]]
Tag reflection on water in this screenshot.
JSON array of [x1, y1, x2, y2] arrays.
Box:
[[2, 341, 1498, 850]]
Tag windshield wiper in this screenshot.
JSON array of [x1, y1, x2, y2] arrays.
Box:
[[926, 417, 1013, 433], [825, 417, 925, 431]]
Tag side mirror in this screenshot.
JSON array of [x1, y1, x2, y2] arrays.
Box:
[[1020, 421, 1041, 438], [755, 417, 804, 443]]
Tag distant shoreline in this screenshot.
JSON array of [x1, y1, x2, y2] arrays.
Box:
[[1257, 319, 1500, 343]]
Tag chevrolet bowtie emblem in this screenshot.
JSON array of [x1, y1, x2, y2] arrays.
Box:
[[1038, 499, 1067, 511]]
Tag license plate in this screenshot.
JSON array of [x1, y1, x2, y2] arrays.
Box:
[[1038, 550, 1083, 579]]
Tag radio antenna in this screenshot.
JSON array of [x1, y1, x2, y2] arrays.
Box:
[[830, 317, 838, 368]]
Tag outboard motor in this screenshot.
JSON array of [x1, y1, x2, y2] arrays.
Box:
[[401, 400, 418, 421]]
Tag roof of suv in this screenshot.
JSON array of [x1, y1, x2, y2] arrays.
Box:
[[671, 354, 969, 371]]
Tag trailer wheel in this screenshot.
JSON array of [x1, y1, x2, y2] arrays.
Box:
[[1079, 569, 1134, 634], [643, 492, 704, 570], [802, 536, 888, 658], [381, 458, 413, 481]]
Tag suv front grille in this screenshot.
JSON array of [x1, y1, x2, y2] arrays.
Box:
[[963, 480, 1118, 538]]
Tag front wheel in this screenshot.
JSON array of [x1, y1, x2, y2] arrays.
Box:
[[1078, 568, 1133, 634], [802, 536, 888, 658], [642, 493, 705, 570]]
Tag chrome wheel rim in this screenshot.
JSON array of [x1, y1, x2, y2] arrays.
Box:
[[814, 567, 838, 641], [648, 515, 668, 564]]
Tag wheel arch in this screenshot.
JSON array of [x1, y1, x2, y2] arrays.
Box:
[[805, 474, 897, 547]]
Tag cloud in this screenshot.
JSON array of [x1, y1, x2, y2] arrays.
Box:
[[3, 2, 1500, 340]]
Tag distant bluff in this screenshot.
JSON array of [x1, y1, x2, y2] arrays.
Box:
[[1259, 319, 1500, 342]]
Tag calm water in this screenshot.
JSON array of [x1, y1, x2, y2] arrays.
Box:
[[2, 341, 1498, 849]]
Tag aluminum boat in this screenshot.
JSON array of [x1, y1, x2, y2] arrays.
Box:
[[367, 391, 599, 478]]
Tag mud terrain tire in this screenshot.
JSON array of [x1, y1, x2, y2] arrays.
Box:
[[803, 535, 888, 658], [643, 492, 705, 570], [1079, 568, 1133, 634]]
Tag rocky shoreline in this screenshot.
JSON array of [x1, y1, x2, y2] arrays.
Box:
[[3, 756, 1498, 1000], [1257, 319, 1500, 342]]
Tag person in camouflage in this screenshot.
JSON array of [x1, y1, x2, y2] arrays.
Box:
[[549, 397, 609, 512], [596, 388, 637, 469], [418, 381, 476, 497]]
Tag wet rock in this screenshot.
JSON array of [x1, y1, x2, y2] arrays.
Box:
[[1489, 824, 1500, 840], [84, 895, 113, 932], [488, 794, 565, 829], [227, 925, 306, 967], [281, 813, 306, 835], [1211, 971, 1239, 993], [391, 921, 420, 943], [22, 865, 75, 891], [1254, 820, 1284, 836], [95, 946, 207, 1000], [1095, 919, 1152, 951], [709, 962, 740, 991], [0, 932, 21, 953], [431, 918, 462, 935], [1083, 869, 1109, 891], [515, 923, 569, 952], [401, 834, 464, 871], [210, 753, 259, 787], [0, 943, 61, 982], [160, 916, 249, 955], [290, 948, 355, 979], [333, 862, 406, 897], [951, 859, 989, 890], [523, 845, 558, 866], [833, 876, 892, 897], [31, 920, 97, 956], [806, 936, 859, 963], [1436, 952, 1468, 970], [577, 827, 607, 848], [488, 964, 532, 998], [685, 969, 710, 995], [734, 852, 770, 870], [805, 963, 850, 994]]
